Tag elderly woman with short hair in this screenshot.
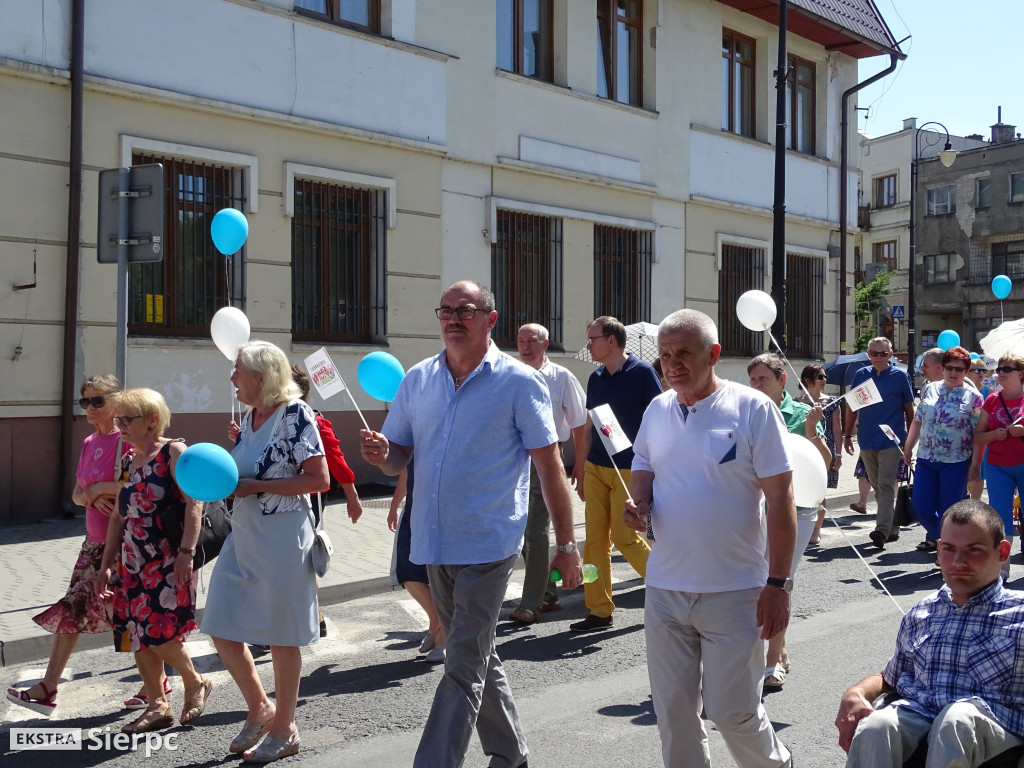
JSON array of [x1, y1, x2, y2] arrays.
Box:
[[94, 387, 211, 734], [202, 340, 329, 763]]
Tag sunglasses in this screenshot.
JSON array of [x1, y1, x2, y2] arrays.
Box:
[[114, 415, 143, 427], [814, 374, 827, 381], [79, 396, 106, 409], [943, 365, 966, 373], [997, 366, 1022, 374], [970, 368, 987, 374], [867, 350, 889, 357]]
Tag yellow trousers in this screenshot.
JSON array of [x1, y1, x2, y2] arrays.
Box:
[[582, 461, 651, 618]]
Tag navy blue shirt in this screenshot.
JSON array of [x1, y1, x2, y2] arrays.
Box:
[[850, 363, 914, 450], [585, 354, 662, 467]]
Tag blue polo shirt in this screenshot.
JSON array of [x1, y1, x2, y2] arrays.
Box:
[[585, 353, 663, 467], [850, 363, 914, 450], [382, 341, 557, 566]]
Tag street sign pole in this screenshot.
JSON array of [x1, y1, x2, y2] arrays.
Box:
[[116, 167, 130, 384]]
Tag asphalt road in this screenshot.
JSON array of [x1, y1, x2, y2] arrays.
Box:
[[5, 511, 1018, 767]]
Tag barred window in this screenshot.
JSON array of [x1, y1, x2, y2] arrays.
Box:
[[785, 253, 824, 359], [593, 225, 651, 324], [491, 210, 563, 348], [291, 180, 387, 344], [129, 153, 246, 336], [719, 242, 765, 356], [993, 240, 1024, 281]]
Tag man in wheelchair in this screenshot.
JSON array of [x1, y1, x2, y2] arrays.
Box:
[[835, 500, 1024, 768]]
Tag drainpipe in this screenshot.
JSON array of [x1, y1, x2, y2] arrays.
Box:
[[839, 52, 899, 354], [59, 0, 85, 515]]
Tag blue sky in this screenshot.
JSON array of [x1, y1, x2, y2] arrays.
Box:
[[856, 0, 1021, 140]]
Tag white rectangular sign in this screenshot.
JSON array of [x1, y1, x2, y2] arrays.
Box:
[[303, 347, 347, 400]]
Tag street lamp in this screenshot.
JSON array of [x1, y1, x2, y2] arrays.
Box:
[[908, 121, 957, 379]]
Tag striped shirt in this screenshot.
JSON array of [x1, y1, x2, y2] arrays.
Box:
[[883, 580, 1024, 736]]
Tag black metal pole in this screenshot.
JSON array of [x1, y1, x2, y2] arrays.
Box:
[[908, 143, 918, 374], [770, 0, 788, 348]]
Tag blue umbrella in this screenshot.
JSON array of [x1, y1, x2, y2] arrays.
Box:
[[824, 353, 870, 387]]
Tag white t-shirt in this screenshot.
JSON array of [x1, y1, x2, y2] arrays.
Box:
[[538, 358, 587, 443], [632, 381, 792, 593]]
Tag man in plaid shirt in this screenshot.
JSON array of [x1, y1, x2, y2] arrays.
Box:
[[835, 499, 1024, 767]]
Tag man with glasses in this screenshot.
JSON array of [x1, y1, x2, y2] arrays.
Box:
[[360, 280, 582, 768], [844, 338, 915, 548], [570, 316, 662, 633], [508, 323, 588, 625]]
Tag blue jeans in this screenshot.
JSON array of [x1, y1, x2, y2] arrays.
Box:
[[911, 458, 970, 541], [984, 461, 1024, 535]]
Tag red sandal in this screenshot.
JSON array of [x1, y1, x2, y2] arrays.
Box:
[[123, 677, 173, 710], [6, 681, 57, 716]]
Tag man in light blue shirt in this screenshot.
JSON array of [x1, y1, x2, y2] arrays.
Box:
[[360, 280, 582, 768]]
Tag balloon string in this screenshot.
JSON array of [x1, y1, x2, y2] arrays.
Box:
[[767, 331, 814, 402], [824, 509, 906, 616], [345, 388, 371, 432]]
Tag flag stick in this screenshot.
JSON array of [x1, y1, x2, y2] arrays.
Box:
[[767, 330, 814, 402], [344, 388, 371, 432], [608, 456, 631, 499]]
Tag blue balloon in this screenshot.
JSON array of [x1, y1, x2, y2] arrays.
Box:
[[970, 352, 980, 360], [358, 351, 405, 402], [175, 443, 238, 502], [992, 274, 1012, 300], [936, 329, 960, 351], [210, 208, 249, 255]]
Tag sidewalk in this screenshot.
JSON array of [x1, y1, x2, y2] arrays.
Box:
[[0, 472, 861, 667]]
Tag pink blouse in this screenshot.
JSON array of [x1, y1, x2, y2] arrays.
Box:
[[76, 431, 129, 542]]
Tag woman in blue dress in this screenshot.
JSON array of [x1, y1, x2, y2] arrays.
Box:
[[202, 341, 329, 764]]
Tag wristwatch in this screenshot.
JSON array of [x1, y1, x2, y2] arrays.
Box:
[[766, 576, 794, 592], [556, 541, 578, 554], [178, 546, 196, 556]]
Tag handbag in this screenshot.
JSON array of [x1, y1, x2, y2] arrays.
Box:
[[310, 492, 333, 578], [894, 470, 916, 527], [164, 497, 233, 570]]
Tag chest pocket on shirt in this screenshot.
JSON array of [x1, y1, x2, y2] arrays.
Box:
[[706, 429, 738, 464], [965, 632, 1017, 691]]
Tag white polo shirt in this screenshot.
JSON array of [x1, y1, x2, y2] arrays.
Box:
[[632, 381, 792, 593], [538, 358, 587, 443]]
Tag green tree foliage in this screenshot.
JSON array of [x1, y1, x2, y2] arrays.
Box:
[[853, 269, 894, 352]]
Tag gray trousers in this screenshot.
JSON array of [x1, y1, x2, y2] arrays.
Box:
[[847, 700, 1024, 768], [645, 585, 792, 768], [861, 446, 902, 536], [518, 460, 559, 611], [414, 555, 527, 768]]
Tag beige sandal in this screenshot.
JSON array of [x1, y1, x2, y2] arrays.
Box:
[[180, 676, 213, 725], [123, 702, 174, 733]]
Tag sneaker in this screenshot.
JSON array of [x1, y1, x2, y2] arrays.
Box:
[[425, 646, 446, 664], [419, 631, 437, 654], [569, 614, 613, 633], [868, 531, 887, 549]]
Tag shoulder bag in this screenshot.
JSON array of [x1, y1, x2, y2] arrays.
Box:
[[310, 491, 333, 578]]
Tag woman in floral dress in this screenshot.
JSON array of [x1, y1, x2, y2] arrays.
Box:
[[902, 346, 984, 551], [6, 375, 131, 716], [94, 388, 212, 734]]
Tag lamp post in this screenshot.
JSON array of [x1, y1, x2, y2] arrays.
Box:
[[908, 121, 957, 377]]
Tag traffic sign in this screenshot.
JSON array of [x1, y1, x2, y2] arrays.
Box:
[[97, 164, 164, 263], [892, 305, 905, 320]]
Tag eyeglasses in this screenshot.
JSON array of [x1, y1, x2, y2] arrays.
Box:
[[78, 396, 106, 409], [435, 306, 488, 321], [944, 365, 966, 373], [867, 350, 889, 357], [114, 415, 143, 427], [997, 366, 1022, 374], [586, 335, 609, 345], [970, 368, 987, 374]]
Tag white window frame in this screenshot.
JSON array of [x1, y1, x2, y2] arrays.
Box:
[[926, 184, 956, 216]]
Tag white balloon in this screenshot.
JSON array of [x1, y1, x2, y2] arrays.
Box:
[[783, 432, 827, 508], [736, 290, 777, 332], [211, 307, 250, 362]]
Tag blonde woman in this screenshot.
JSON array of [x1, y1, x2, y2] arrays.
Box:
[[203, 341, 329, 763], [94, 388, 212, 733]]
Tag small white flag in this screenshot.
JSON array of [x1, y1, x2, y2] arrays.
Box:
[[878, 423, 902, 446], [590, 404, 632, 457], [304, 347, 347, 400], [844, 377, 882, 412]]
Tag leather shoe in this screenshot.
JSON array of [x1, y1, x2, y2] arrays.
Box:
[[868, 531, 887, 548], [569, 614, 613, 633]]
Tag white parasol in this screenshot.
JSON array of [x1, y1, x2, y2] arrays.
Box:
[[574, 321, 660, 364], [979, 318, 1024, 361]]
